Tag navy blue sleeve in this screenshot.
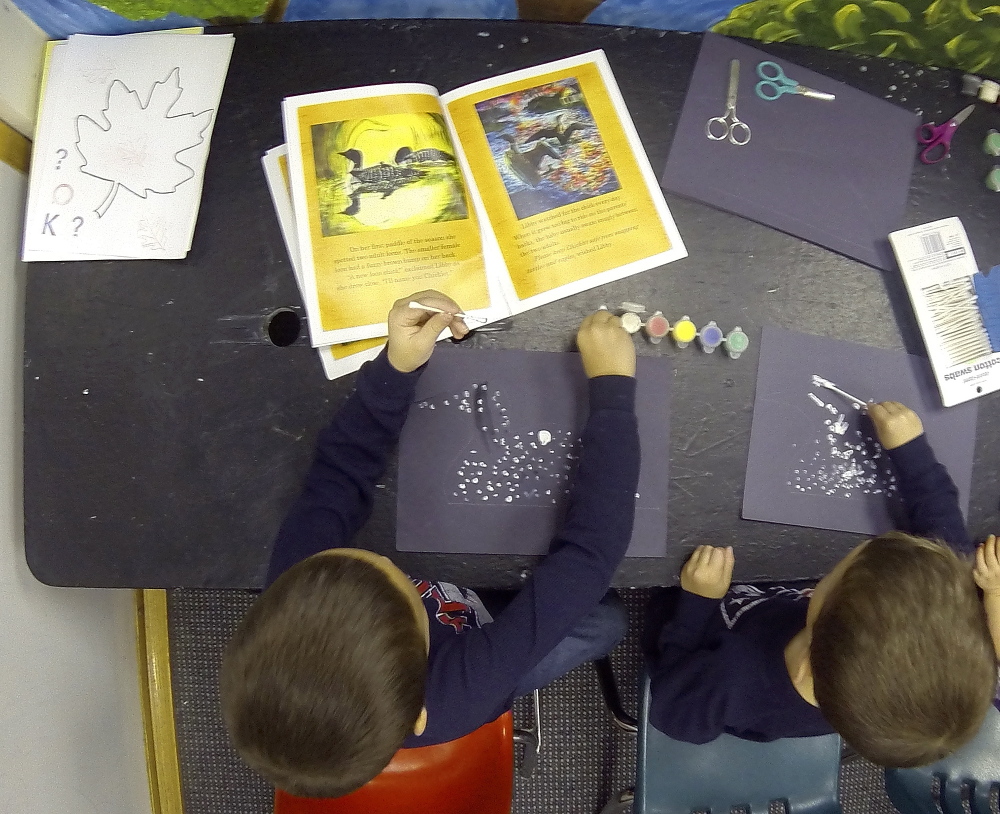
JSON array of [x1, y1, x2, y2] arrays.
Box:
[[411, 374, 640, 744], [265, 350, 421, 585], [645, 591, 732, 743], [886, 434, 973, 555]]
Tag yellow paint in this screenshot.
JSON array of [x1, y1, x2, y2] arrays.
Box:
[[134, 589, 184, 814], [672, 319, 697, 344], [0, 118, 29, 174]]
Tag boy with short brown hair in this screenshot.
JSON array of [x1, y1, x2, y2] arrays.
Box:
[[645, 401, 999, 767], [221, 292, 641, 797]]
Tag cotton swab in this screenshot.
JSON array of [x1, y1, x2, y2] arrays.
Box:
[[408, 301, 488, 325], [811, 375, 869, 410]]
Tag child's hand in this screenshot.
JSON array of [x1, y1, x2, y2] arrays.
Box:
[[681, 545, 735, 599], [386, 290, 469, 373], [974, 535, 1000, 597], [867, 401, 924, 450], [576, 310, 636, 379]]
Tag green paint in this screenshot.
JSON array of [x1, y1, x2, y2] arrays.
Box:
[[94, 0, 268, 22], [713, 0, 1000, 79]]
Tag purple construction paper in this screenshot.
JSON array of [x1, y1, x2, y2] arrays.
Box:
[[662, 33, 919, 270], [743, 326, 977, 535], [397, 345, 669, 556]]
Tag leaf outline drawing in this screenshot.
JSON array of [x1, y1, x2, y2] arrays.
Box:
[[75, 67, 213, 218]]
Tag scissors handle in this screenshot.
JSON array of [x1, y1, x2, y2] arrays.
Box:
[[727, 119, 751, 145], [756, 60, 784, 81], [755, 80, 784, 101], [917, 122, 943, 144], [916, 122, 952, 164], [706, 116, 730, 141]]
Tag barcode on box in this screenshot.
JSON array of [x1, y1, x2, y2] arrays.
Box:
[[920, 232, 945, 256]]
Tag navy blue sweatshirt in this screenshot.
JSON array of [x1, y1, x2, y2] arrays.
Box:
[[646, 433, 975, 744], [267, 349, 640, 746]]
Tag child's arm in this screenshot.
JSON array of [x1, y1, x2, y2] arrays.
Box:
[[266, 291, 467, 584], [644, 546, 738, 743], [868, 401, 973, 553], [974, 535, 1000, 657], [417, 312, 641, 742]]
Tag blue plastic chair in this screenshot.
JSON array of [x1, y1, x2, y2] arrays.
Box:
[[884, 704, 1000, 814], [598, 664, 843, 814]]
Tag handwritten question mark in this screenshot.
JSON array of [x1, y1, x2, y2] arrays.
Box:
[[72, 216, 84, 237], [55, 148, 68, 170]]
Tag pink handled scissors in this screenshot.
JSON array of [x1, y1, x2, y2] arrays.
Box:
[[917, 104, 974, 164]]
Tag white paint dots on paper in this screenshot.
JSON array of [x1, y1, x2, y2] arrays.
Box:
[[416, 384, 581, 505], [792, 384, 898, 498]]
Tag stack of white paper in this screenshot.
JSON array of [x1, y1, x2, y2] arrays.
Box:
[[22, 32, 234, 262]]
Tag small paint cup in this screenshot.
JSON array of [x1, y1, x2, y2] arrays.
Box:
[[698, 321, 724, 353], [979, 79, 1000, 104], [672, 316, 697, 349], [985, 130, 1000, 157], [987, 167, 1000, 193], [961, 74, 984, 96], [620, 311, 643, 334], [724, 327, 750, 359], [644, 311, 670, 344]]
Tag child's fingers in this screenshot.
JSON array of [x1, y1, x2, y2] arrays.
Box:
[[983, 535, 1000, 569], [420, 311, 454, 338], [722, 547, 735, 581]]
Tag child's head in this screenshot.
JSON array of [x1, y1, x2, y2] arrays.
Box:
[[220, 549, 429, 797], [809, 531, 996, 767]]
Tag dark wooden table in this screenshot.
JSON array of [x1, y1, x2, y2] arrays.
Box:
[[23, 20, 1000, 588]]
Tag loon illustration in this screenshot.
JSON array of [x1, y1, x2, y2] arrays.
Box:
[[499, 133, 560, 188], [525, 115, 586, 147], [394, 146, 456, 166], [339, 148, 426, 216]]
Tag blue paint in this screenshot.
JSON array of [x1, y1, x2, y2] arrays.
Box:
[[284, 0, 516, 19], [584, 0, 741, 32], [13, 0, 205, 38], [12, 0, 515, 38], [972, 265, 1000, 352]]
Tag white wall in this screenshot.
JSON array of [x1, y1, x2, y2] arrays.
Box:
[[0, 5, 154, 812]]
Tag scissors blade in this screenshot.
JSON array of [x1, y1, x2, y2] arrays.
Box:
[[727, 59, 741, 107], [949, 104, 975, 126], [798, 86, 836, 101]]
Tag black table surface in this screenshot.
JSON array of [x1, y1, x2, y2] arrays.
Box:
[[23, 20, 1000, 589]]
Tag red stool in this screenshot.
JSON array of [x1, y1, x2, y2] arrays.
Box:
[[274, 710, 518, 814]]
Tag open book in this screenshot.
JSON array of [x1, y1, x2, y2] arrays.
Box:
[[281, 50, 687, 348]]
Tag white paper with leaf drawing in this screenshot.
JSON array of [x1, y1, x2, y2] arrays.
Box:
[[22, 32, 234, 262]]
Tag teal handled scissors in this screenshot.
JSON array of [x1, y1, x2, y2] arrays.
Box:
[[755, 61, 836, 102], [706, 59, 751, 146]]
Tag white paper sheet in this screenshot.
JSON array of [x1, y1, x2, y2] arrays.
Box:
[[23, 32, 234, 261]]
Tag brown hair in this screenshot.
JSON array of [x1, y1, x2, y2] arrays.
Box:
[[219, 553, 427, 797], [811, 531, 996, 767]]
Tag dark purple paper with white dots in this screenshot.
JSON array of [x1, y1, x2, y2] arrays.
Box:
[[396, 345, 670, 556], [662, 32, 919, 270], [743, 326, 977, 535]]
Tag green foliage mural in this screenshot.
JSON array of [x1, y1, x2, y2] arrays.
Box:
[[93, 0, 268, 21], [713, 0, 1000, 78]]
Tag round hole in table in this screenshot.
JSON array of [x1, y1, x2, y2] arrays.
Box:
[[266, 308, 301, 347]]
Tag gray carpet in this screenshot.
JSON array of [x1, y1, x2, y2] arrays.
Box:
[[167, 588, 900, 814]]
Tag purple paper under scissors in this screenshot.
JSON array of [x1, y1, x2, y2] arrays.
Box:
[[917, 104, 974, 164]]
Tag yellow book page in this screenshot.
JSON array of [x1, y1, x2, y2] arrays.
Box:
[[292, 93, 490, 337], [446, 61, 671, 302], [275, 149, 383, 360]]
